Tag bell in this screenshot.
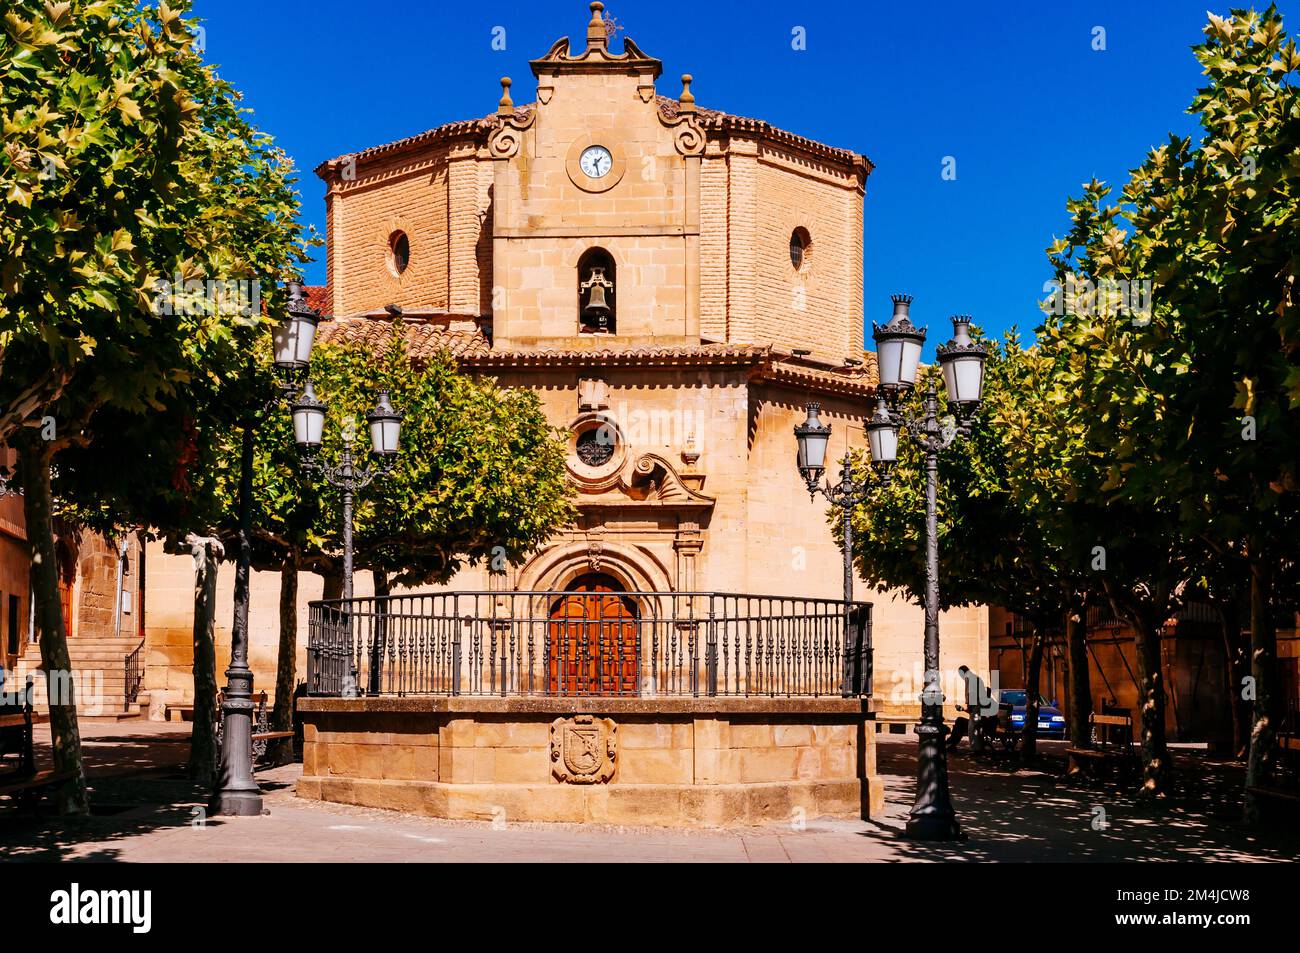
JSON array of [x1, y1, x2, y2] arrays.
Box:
[[580, 265, 614, 333], [585, 281, 609, 316], [583, 267, 611, 317]]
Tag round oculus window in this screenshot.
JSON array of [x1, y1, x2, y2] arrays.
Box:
[[575, 426, 616, 467]]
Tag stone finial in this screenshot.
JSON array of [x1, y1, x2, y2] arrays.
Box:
[[678, 73, 696, 113], [587, 1, 607, 51], [497, 76, 514, 116]]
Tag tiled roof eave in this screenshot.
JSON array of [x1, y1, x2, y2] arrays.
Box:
[[756, 363, 881, 397], [459, 345, 772, 368], [316, 97, 873, 182]]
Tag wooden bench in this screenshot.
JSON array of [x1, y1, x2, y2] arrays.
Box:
[[0, 768, 79, 812], [1249, 734, 1300, 816], [1, 675, 38, 779], [216, 690, 293, 760], [0, 675, 75, 811], [1066, 712, 1137, 784]]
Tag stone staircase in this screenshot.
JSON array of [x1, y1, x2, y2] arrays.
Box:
[[18, 635, 145, 718]]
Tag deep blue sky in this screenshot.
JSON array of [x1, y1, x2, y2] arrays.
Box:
[[190, 0, 1267, 355]]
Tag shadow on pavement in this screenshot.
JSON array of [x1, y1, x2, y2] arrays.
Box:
[[869, 736, 1300, 862]]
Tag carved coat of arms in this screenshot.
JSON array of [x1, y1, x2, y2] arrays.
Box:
[[550, 715, 617, 784]]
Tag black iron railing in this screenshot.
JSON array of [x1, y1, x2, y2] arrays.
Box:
[[124, 640, 144, 707], [307, 590, 871, 699]]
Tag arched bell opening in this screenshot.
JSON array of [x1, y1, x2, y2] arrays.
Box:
[[577, 247, 616, 335]]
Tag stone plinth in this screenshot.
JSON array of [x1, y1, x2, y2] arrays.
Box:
[[296, 696, 884, 828]]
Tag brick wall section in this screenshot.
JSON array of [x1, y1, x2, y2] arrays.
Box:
[[698, 145, 728, 341], [750, 148, 861, 361], [723, 139, 759, 345], [331, 150, 451, 315], [319, 81, 867, 363], [447, 146, 481, 314]]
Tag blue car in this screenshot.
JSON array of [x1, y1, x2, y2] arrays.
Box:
[[998, 689, 1066, 738]]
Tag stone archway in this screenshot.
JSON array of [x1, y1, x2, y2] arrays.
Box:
[[516, 539, 673, 596]]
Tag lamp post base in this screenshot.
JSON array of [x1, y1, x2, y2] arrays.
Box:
[[212, 789, 264, 817], [905, 812, 964, 841]]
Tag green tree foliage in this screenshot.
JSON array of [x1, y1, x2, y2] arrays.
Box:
[[1036, 6, 1300, 803], [303, 324, 576, 587], [1, 0, 313, 810]]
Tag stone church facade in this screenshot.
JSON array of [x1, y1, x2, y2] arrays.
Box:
[[135, 4, 987, 802]]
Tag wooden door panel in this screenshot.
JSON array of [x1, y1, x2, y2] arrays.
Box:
[[547, 577, 640, 695]]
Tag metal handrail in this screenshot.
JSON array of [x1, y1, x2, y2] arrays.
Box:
[[124, 640, 144, 708], [306, 590, 872, 700]]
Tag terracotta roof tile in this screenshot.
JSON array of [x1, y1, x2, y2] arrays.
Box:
[[462, 342, 771, 367], [655, 97, 872, 172], [316, 316, 492, 361], [302, 285, 329, 315], [315, 316, 880, 400]]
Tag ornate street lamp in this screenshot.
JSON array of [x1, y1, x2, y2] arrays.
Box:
[[296, 386, 403, 696], [872, 306, 988, 842], [290, 381, 326, 450], [213, 279, 319, 818], [272, 279, 320, 390], [864, 395, 898, 468], [936, 316, 986, 412], [794, 402, 832, 488], [794, 402, 886, 696], [872, 294, 926, 400]]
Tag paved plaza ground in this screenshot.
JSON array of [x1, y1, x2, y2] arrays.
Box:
[[2, 719, 1297, 862]]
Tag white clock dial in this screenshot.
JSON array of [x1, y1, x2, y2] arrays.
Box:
[[579, 145, 613, 179]]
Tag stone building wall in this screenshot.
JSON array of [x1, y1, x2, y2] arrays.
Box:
[[0, 491, 29, 671]]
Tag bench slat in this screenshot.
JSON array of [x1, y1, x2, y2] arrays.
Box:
[[1247, 785, 1300, 803], [1090, 714, 1132, 726], [0, 769, 77, 796]]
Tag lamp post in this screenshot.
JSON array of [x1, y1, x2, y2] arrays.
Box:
[[793, 403, 886, 606], [293, 384, 402, 696], [871, 299, 988, 842], [212, 280, 319, 817]]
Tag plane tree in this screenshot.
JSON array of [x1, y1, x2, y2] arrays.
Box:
[[1, 0, 312, 809]]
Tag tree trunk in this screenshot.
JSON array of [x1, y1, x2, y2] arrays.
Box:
[[266, 554, 299, 766], [1021, 623, 1046, 761], [187, 536, 221, 785], [1243, 553, 1280, 823], [1130, 613, 1172, 795], [320, 567, 343, 602], [1215, 595, 1251, 759], [16, 435, 89, 814], [1066, 605, 1093, 749]]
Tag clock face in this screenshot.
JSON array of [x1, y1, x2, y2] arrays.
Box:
[[579, 145, 613, 179]]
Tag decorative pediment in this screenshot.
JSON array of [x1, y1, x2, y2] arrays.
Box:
[[574, 451, 714, 513], [530, 35, 663, 79], [628, 453, 711, 504]]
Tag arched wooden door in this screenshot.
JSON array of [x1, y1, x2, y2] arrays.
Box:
[[548, 574, 639, 695]]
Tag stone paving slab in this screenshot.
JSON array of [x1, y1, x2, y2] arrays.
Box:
[[2, 720, 1296, 862]]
